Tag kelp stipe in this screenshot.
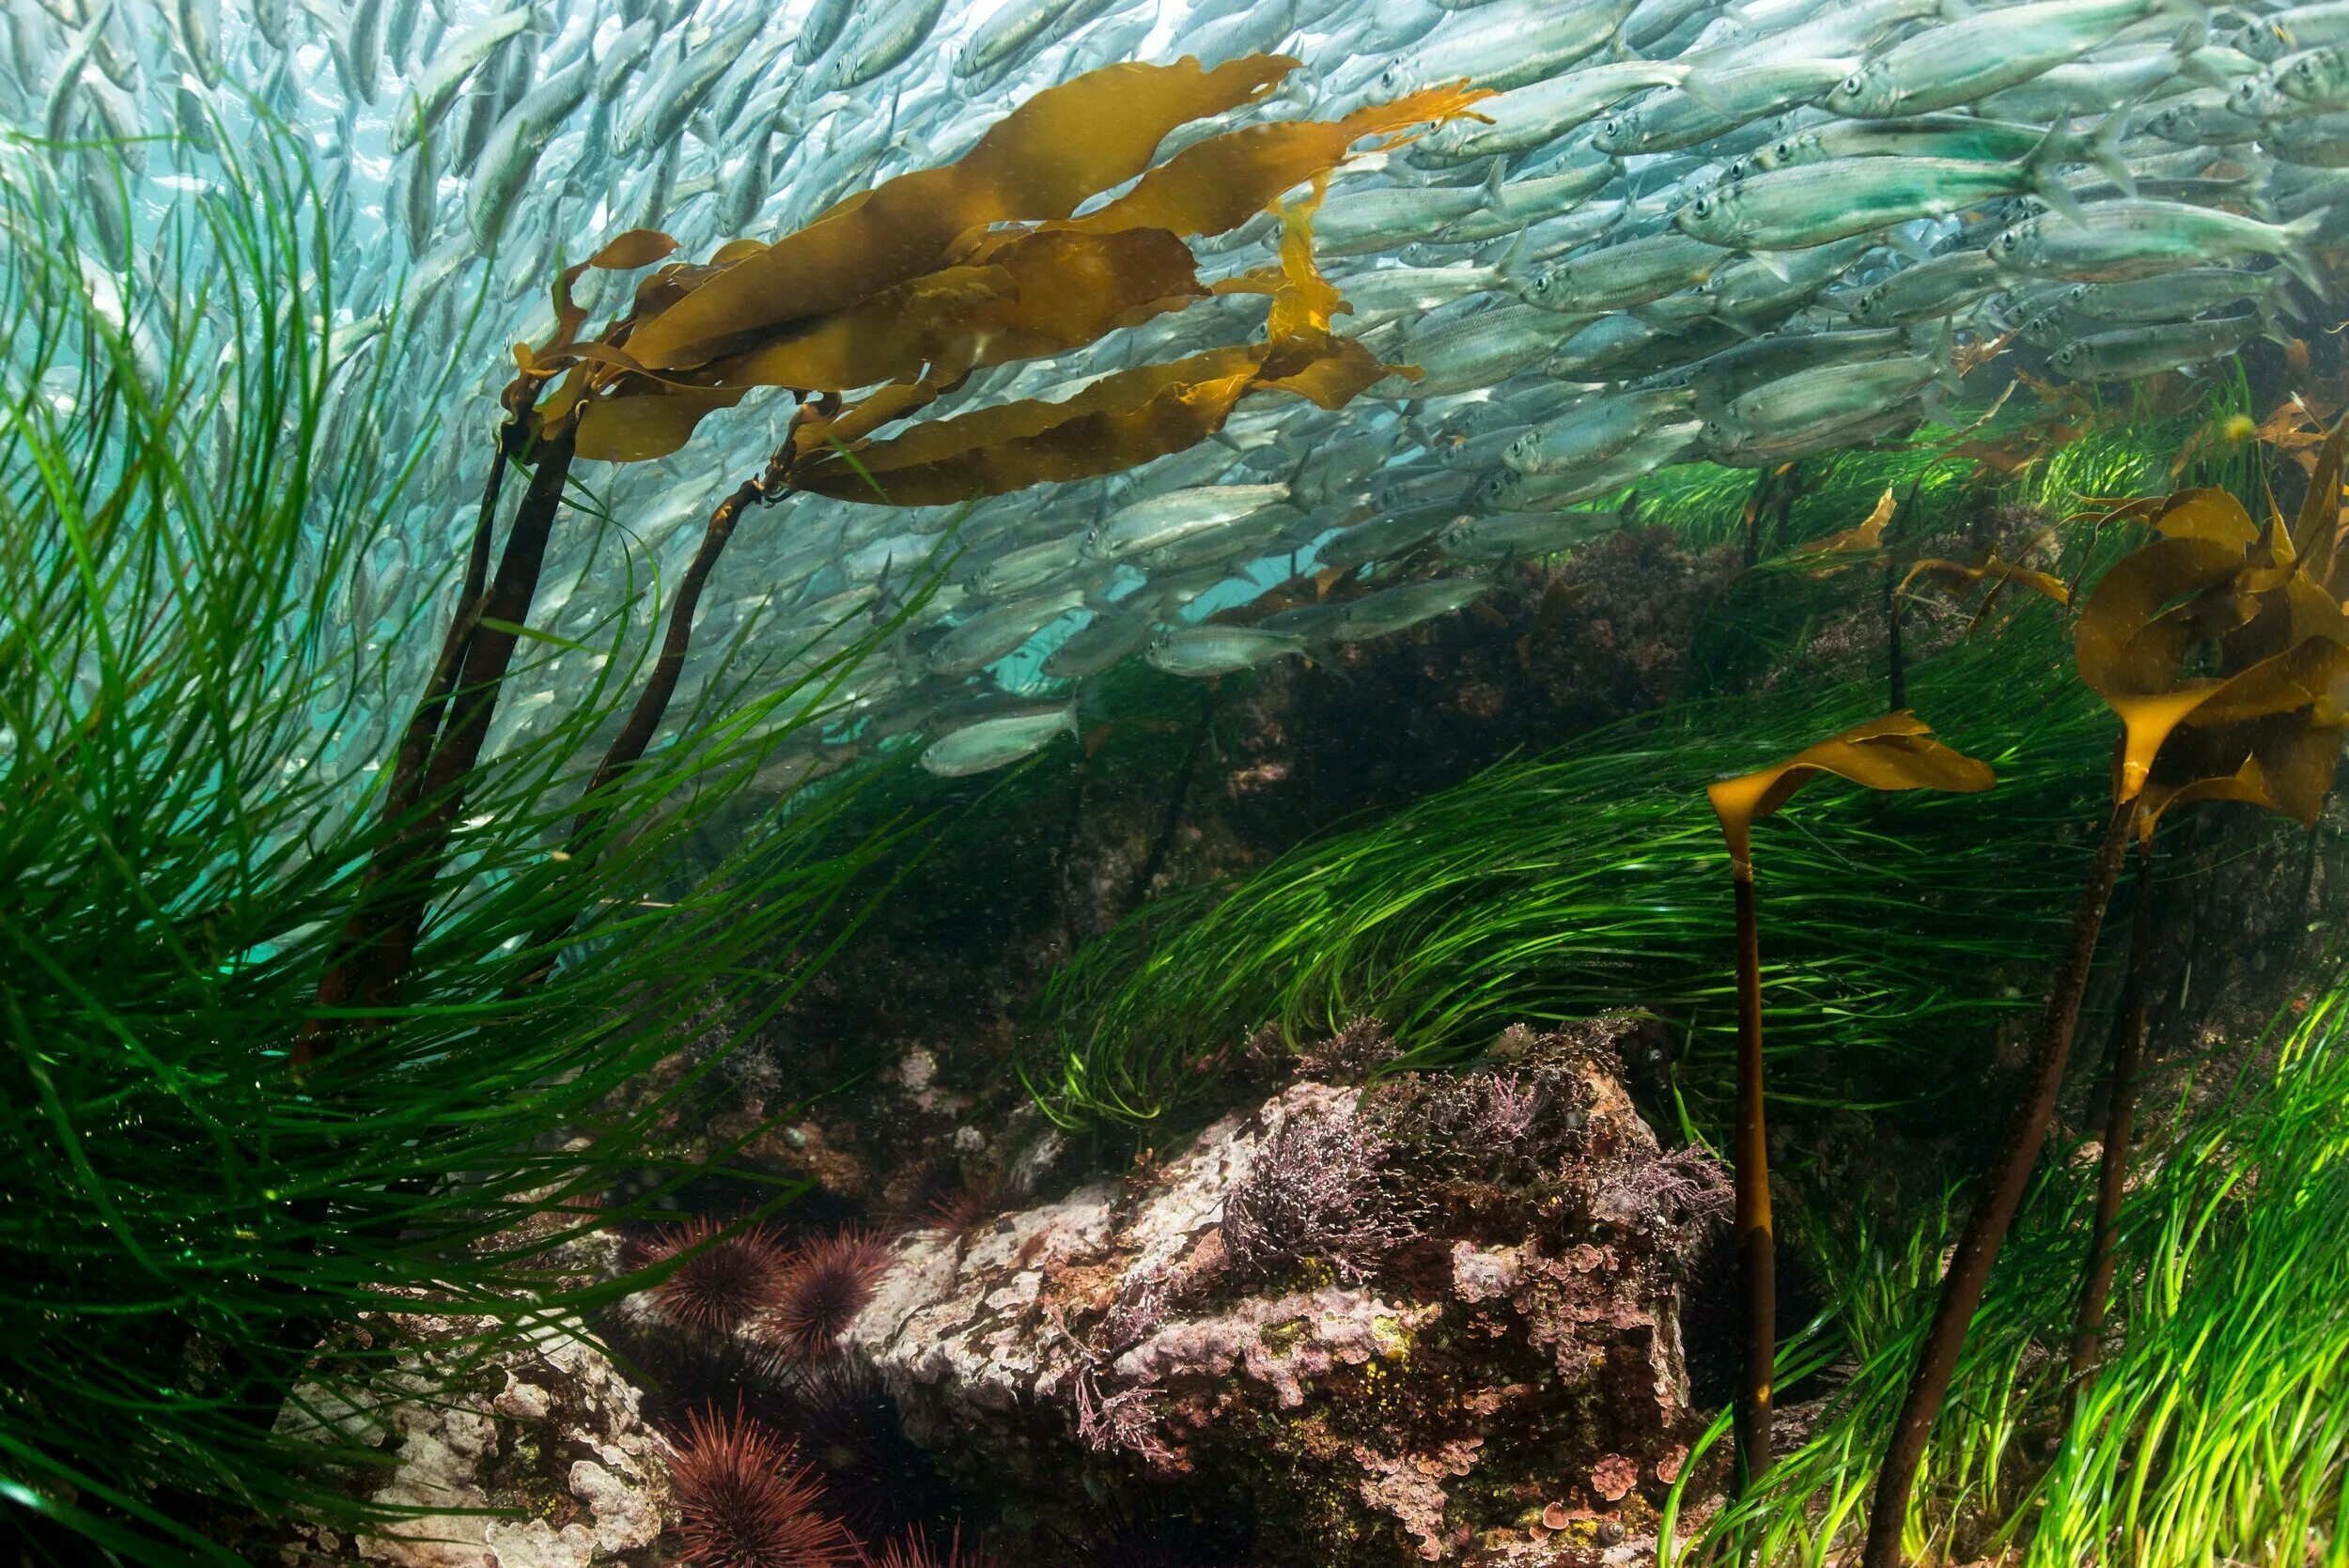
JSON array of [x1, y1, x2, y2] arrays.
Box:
[[1671, 955, 2349, 1568], [0, 113, 916, 1560], [1863, 419, 2349, 1566], [1703, 714, 1994, 1493]]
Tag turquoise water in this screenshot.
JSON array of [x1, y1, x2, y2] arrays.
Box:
[[5, 0, 2348, 1562]]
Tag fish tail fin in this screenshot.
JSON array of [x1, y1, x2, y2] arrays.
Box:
[[2020, 122, 2093, 221], [2252, 291, 2293, 347], [2083, 110, 2136, 195], [2279, 208, 2334, 299], [1495, 222, 1531, 281], [2235, 144, 2279, 221], [1483, 154, 1508, 209], [1929, 318, 1963, 393]]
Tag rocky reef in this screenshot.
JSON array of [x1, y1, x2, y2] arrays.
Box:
[[839, 1018, 1729, 1562], [273, 1312, 669, 1568]]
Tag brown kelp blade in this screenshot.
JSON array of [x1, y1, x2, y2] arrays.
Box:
[[622, 54, 1299, 371], [1901, 553, 2071, 606], [1055, 81, 1496, 241], [1704, 712, 1996, 877], [2139, 707, 2349, 839], [708, 226, 1209, 394], [789, 187, 1391, 509], [2074, 534, 2259, 798], [790, 186, 1396, 505], [523, 227, 683, 370], [1793, 486, 1895, 568], [2292, 408, 2348, 591]]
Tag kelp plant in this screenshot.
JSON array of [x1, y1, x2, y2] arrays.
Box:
[[0, 56, 1483, 1567], [1862, 418, 2349, 1566], [1703, 715, 1995, 1493], [299, 51, 1487, 1046]]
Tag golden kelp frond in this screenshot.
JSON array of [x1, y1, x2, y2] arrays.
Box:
[[712, 266, 1017, 395], [2074, 534, 2265, 798], [790, 344, 1273, 505], [524, 228, 683, 371], [1704, 712, 1996, 877], [790, 175, 1405, 503], [2138, 708, 2348, 839], [2181, 634, 2349, 731], [540, 225, 1206, 453], [567, 382, 753, 464], [1267, 178, 1345, 339], [2292, 408, 2348, 592], [1056, 81, 1496, 242], [622, 54, 1299, 371], [1796, 487, 1896, 564], [2149, 487, 2262, 549], [1249, 177, 1401, 408], [1901, 553, 2071, 614]]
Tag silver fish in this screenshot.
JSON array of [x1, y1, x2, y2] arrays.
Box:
[[387, 7, 536, 156], [832, 0, 953, 89], [1438, 497, 1640, 561], [1990, 199, 2329, 292], [1826, 0, 2175, 118], [1411, 61, 1688, 163], [1706, 340, 1954, 456], [1479, 421, 1702, 510], [1087, 486, 1293, 561], [1144, 625, 1308, 675], [1327, 575, 1492, 641], [1678, 155, 2048, 250], [1504, 387, 1699, 475], [2047, 313, 2267, 380], [1517, 232, 1731, 314], [919, 705, 1078, 777]]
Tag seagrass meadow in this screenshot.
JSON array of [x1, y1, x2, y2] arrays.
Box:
[[6, 0, 2349, 1563]]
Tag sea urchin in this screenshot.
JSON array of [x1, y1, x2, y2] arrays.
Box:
[[862, 1525, 997, 1568], [669, 1402, 857, 1568], [757, 1228, 892, 1363], [646, 1216, 788, 1337]]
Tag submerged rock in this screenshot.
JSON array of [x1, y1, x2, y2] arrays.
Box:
[[843, 1018, 1728, 1562], [275, 1315, 672, 1568]]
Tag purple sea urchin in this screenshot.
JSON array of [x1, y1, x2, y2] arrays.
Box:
[[669, 1403, 859, 1568], [780, 1360, 960, 1536], [646, 1216, 787, 1337], [758, 1229, 893, 1364], [861, 1525, 997, 1568]]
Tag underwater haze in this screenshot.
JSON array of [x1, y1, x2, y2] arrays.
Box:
[[6, 0, 2349, 1561]]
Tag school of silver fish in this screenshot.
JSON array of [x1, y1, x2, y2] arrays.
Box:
[[6, 0, 2345, 780]]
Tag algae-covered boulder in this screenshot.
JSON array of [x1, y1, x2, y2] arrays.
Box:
[[273, 1314, 672, 1568], [845, 1018, 1729, 1562]]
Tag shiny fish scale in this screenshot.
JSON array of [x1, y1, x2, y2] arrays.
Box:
[[22, 0, 2341, 779]]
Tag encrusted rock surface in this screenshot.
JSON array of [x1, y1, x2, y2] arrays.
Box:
[[843, 1019, 1729, 1563], [274, 1315, 672, 1568]]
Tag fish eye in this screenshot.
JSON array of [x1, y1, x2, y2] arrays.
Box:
[[1838, 71, 1864, 97]]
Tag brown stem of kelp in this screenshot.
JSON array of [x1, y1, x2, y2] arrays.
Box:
[[512, 432, 815, 988], [1866, 428, 2349, 1561], [1728, 862, 1773, 1492], [2069, 842, 2159, 1387], [1861, 794, 2137, 1568], [297, 399, 583, 1069], [1705, 714, 1994, 1497]]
